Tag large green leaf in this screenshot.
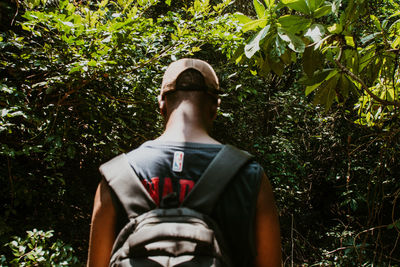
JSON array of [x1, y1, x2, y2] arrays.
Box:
[[313, 4, 332, 18], [242, 19, 268, 32], [278, 15, 311, 33], [303, 69, 338, 95], [359, 49, 375, 72], [305, 0, 324, 12], [268, 56, 285, 76], [272, 34, 286, 58], [281, 0, 310, 15], [313, 73, 339, 110], [338, 74, 350, 100], [278, 28, 305, 53], [254, 0, 266, 19], [303, 46, 323, 77], [234, 13, 253, 24], [257, 56, 271, 77], [244, 25, 271, 58]]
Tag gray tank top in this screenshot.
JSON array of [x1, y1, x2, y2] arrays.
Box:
[[119, 140, 263, 266]]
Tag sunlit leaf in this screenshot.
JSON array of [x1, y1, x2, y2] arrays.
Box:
[[327, 23, 342, 33], [345, 36, 355, 47], [244, 25, 270, 58], [305, 0, 325, 12], [264, 0, 275, 9], [313, 4, 332, 18], [361, 32, 381, 44], [242, 19, 267, 32], [304, 24, 325, 43], [253, 0, 266, 19], [370, 15, 382, 30], [234, 13, 253, 24], [278, 28, 305, 53]]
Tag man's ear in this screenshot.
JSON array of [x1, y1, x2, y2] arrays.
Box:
[[211, 97, 221, 120], [158, 95, 166, 117]]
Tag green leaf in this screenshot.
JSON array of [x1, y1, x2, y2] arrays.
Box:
[[327, 23, 342, 34], [305, 0, 324, 12], [304, 24, 325, 43], [389, 10, 400, 19], [232, 45, 245, 64], [303, 45, 323, 77], [360, 32, 381, 44], [242, 19, 267, 32], [281, 0, 310, 14], [370, 15, 381, 30], [268, 56, 285, 76], [313, 73, 339, 110], [313, 4, 332, 18], [338, 73, 350, 99], [272, 34, 286, 58], [278, 15, 311, 33], [305, 82, 320, 96], [280, 49, 292, 64], [87, 60, 97, 67], [392, 35, 400, 49], [66, 3, 75, 13], [254, 0, 266, 19], [345, 36, 355, 47], [99, 0, 109, 8], [264, 0, 275, 9], [245, 25, 271, 58], [388, 18, 400, 32], [256, 56, 271, 77], [331, 0, 340, 17], [69, 65, 82, 74], [303, 69, 338, 95], [234, 13, 253, 24], [278, 28, 305, 53]]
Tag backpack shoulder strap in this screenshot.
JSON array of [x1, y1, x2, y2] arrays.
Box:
[[99, 154, 156, 218], [182, 144, 253, 214]]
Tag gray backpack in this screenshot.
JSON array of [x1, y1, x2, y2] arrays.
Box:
[[99, 145, 252, 267]]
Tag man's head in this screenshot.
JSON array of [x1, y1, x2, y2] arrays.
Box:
[[158, 59, 221, 126], [159, 58, 221, 100]]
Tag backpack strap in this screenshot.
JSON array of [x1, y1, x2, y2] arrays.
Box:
[[99, 154, 156, 218], [182, 144, 253, 214]]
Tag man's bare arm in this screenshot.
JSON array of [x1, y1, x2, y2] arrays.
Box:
[[87, 179, 116, 267], [255, 172, 282, 267]]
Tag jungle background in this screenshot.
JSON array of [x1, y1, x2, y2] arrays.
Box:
[[1, 0, 399, 265]]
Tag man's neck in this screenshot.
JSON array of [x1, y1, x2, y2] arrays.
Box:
[[157, 106, 220, 144]]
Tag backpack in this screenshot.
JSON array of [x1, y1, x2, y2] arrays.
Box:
[[99, 145, 253, 267]]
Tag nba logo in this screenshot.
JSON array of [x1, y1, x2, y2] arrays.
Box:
[[172, 151, 184, 172]]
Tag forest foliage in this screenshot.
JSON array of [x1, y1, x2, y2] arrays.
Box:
[[0, 0, 399, 265]]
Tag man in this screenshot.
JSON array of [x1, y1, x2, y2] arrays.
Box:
[[87, 58, 281, 267]]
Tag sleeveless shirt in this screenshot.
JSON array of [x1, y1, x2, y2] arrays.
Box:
[[112, 140, 263, 266]]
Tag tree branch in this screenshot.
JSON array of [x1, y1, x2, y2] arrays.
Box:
[[334, 59, 400, 108]]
